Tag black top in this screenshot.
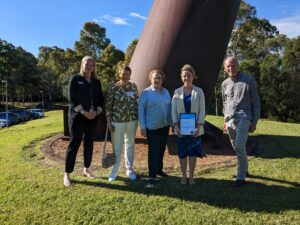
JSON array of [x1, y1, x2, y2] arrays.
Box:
[[68, 74, 104, 119]]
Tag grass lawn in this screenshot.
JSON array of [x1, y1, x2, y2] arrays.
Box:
[[0, 111, 299, 224]]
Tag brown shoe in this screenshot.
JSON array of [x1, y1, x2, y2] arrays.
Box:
[[189, 177, 195, 185], [181, 177, 187, 185]]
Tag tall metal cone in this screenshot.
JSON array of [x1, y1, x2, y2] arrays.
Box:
[[130, 0, 241, 105]]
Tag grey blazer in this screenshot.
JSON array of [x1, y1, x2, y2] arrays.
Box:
[[171, 85, 205, 136]]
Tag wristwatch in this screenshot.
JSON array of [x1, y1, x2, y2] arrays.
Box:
[[80, 110, 85, 115]]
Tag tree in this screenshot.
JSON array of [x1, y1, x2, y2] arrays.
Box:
[[264, 34, 289, 56], [229, 0, 256, 57], [235, 1, 256, 28], [240, 59, 261, 84], [260, 54, 282, 120], [97, 44, 125, 91], [13, 47, 38, 104], [60, 48, 81, 98], [124, 39, 138, 64], [281, 37, 300, 121], [0, 39, 39, 105], [74, 22, 110, 60], [0, 39, 16, 81], [37, 46, 68, 102], [229, 1, 278, 60], [232, 18, 278, 60]]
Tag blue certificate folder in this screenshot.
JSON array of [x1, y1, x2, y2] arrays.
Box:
[[179, 113, 196, 135]]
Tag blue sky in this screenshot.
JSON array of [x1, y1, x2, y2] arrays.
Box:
[[0, 0, 299, 57]]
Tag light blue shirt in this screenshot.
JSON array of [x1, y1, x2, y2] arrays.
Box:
[[138, 85, 172, 130]]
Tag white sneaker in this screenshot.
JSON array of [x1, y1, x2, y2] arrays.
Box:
[[126, 170, 136, 180], [108, 172, 117, 182]]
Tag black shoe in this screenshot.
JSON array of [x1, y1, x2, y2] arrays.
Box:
[[157, 171, 168, 177], [234, 179, 246, 187], [146, 179, 156, 188]]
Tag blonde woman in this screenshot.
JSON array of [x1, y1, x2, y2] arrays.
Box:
[[171, 64, 205, 185], [64, 56, 104, 187]]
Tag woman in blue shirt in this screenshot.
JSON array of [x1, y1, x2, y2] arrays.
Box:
[[171, 64, 205, 185], [138, 70, 172, 187]]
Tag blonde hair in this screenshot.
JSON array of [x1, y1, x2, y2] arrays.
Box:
[[148, 69, 166, 82], [80, 56, 96, 79], [181, 64, 198, 79]]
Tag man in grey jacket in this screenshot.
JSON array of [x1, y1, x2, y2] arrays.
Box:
[[222, 56, 260, 187]]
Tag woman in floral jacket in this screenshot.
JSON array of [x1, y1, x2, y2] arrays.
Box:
[[106, 65, 139, 182]]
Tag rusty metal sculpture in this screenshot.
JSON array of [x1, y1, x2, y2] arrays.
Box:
[[130, 0, 241, 104]]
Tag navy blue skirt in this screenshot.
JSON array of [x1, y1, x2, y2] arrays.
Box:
[[177, 136, 203, 158]]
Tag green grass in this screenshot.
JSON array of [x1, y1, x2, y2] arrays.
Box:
[[0, 111, 299, 224]]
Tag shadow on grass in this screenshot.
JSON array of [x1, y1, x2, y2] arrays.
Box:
[[202, 134, 300, 159], [73, 174, 300, 213], [255, 135, 300, 159]]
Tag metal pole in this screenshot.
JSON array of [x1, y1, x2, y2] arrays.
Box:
[[1, 80, 8, 128], [215, 86, 218, 116], [6, 81, 8, 127], [40, 91, 44, 114]]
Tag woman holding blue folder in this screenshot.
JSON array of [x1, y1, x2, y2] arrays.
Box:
[[171, 64, 205, 185]]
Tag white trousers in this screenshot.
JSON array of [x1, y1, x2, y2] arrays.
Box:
[[227, 118, 251, 180], [111, 120, 138, 174]]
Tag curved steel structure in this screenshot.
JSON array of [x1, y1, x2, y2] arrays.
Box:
[[130, 0, 241, 104]]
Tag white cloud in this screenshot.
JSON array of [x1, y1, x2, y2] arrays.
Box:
[[100, 14, 129, 26], [271, 15, 300, 38], [93, 18, 105, 24], [129, 12, 147, 20]]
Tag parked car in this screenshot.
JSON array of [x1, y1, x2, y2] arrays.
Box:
[[30, 108, 44, 118], [25, 109, 40, 119], [0, 119, 8, 128], [9, 110, 24, 123], [0, 112, 18, 125], [10, 110, 31, 121], [21, 110, 32, 121]]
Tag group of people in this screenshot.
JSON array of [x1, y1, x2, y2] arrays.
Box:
[[63, 55, 260, 188]]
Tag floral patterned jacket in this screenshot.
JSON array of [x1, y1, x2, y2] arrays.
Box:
[[105, 81, 138, 122]]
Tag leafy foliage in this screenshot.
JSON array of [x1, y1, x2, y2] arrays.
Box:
[[74, 22, 110, 60], [97, 44, 125, 91]]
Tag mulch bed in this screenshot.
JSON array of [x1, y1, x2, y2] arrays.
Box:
[[41, 132, 239, 175]]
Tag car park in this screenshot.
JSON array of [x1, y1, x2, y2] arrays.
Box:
[[0, 108, 45, 128]]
